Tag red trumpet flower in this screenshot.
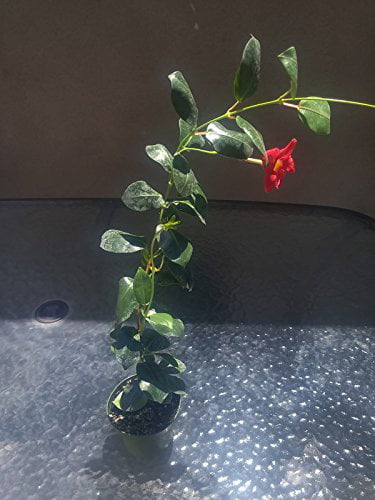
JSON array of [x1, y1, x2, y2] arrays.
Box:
[[262, 138, 297, 192]]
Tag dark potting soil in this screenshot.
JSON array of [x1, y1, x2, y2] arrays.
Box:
[[107, 379, 181, 435]]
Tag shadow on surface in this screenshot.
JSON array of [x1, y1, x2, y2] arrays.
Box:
[[85, 432, 186, 486]]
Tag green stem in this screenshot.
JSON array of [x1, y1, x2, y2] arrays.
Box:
[[181, 147, 218, 155], [194, 96, 375, 135], [142, 175, 174, 324], [282, 96, 375, 110]]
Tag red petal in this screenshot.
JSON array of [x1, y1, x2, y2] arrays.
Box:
[[262, 148, 280, 168], [283, 157, 295, 173], [279, 138, 297, 159]]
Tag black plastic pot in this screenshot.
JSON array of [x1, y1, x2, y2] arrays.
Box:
[[106, 376, 181, 459]]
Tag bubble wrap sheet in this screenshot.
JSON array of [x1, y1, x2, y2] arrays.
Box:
[[0, 200, 374, 499]]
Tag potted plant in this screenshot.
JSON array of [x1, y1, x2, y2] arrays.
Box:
[[100, 35, 374, 449]]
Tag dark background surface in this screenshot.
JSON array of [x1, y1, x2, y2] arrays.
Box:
[[0, 1, 374, 216]]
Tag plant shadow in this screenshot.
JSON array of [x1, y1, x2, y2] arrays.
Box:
[[85, 431, 186, 486]]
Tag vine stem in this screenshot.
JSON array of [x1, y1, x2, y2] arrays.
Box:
[[182, 147, 218, 155], [195, 96, 375, 133]]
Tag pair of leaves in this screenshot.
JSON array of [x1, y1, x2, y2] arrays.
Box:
[[113, 379, 148, 412], [159, 229, 193, 268], [110, 326, 141, 369], [170, 200, 206, 225], [111, 325, 170, 354], [144, 144, 198, 199], [137, 358, 186, 403]]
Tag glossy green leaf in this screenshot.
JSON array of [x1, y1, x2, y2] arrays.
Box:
[[133, 267, 153, 305], [122, 181, 165, 212], [234, 35, 261, 102], [147, 312, 185, 337], [110, 348, 136, 370], [113, 381, 148, 412], [138, 380, 169, 404], [100, 230, 145, 254], [137, 359, 186, 396], [159, 230, 192, 268], [156, 261, 194, 292], [298, 98, 331, 135], [189, 184, 208, 211], [166, 260, 194, 291], [110, 325, 141, 351], [171, 200, 206, 225], [115, 277, 137, 324], [168, 71, 198, 126], [235, 116, 267, 160], [145, 144, 173, 173], [278, 46, 298, 98], [158, 353, 186, 373], [155, 265, 180, 288], [141, 328, 171, 352], [179, 119, 205, 148], [172, 154, 198, 197], [207, 122, 253, 159]]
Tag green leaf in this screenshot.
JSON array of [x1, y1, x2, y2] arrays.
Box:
[[122, 181, 165, 212], [110, 325, 141, 351], [190, 184, 208, 211], [171, 200, 206, 225], [235, 116, 267, 160], [113, 381, 148, 412], [179, 119, 205, 148], [110, 344, 139, 369], [172, 154, 198, 197], [278, 46, 298, 98], [155, 267, 181, 288], [100, 230, 146, 254], [147, 312, 185, 337], [168, 71, 198, 126], [115, 277, 137, 324], [133, 267, 153, 305], [207, 122, 253, 159], [298, 98, 331, 135], [234, 35, 261, 102], [158, 353, 186, 373], [141, 328, 171, 352], [159, 230, 193, 267], [145, 144, 173, 173], [138, 380, 169, 404], [166, 260, 194, 291], [137, 360, 186, 396], [157, 260, 194, 291]]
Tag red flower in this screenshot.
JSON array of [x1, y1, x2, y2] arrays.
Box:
[[262, 139, 297, 192]]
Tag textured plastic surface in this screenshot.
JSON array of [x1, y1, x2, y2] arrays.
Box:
[[0, 200, 374, 499]]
